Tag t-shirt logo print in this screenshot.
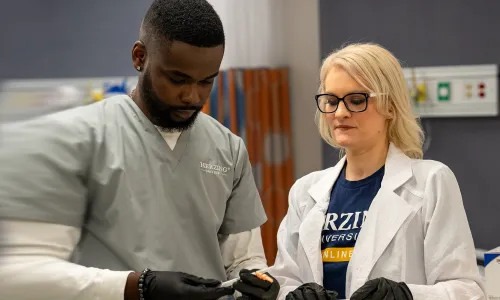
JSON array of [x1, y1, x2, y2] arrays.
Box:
[[322, 211, 368, 262], [199, 161, 230, 176]]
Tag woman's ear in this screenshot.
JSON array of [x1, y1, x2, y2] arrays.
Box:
[[386, 104, 396, 119]]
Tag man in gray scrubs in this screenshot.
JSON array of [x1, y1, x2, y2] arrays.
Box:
[[0, 1, 279, 299]]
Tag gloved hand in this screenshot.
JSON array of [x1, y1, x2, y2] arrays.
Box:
[[142, 270, 235, 300], [285, 282, 338, 300], [350, 278, 413, 300], [233, 268, 280, 300]]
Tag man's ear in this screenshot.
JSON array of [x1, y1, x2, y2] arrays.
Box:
[[132, 40, 146, 71]]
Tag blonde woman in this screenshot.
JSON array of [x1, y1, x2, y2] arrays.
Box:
[[266, 43, 485, 300]]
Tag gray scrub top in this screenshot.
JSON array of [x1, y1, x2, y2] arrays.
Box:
[[0, 95, 267, 281]]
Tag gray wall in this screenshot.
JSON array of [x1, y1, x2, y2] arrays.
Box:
[[0, 1, 152, 79], [319, 0, 500, 250]]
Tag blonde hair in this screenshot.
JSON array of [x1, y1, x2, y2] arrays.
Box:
[[316, 43, 424, 159]]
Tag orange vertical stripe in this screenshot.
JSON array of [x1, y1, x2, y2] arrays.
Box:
[[252, 70, 262, 174], [244, 70, 255, 165], [260, 69, 277, 265], [281, 68, 295, 190], [228, 70, 238, 134], [269, 70, 287, 244], [202, 95, 211, 114]]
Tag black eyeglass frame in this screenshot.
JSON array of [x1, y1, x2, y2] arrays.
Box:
[[314, 92, 381, 113]]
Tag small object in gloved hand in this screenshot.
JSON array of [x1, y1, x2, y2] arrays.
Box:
[[255, 271, 274, 283], [233, 268, 280, 300], [350, 277, 413, 300], [285, 282, 338, 300]]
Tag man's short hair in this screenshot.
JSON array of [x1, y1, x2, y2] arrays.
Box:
[[141, 0, 225, 48]]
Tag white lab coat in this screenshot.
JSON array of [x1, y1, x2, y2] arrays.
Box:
[[270, 144, 485, 300]]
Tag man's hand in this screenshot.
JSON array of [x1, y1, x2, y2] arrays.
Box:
[[350, 278, 413, 300], [233, 269, 280, 300], [126, 270, 235, 300], [285, 282, 337, 300]]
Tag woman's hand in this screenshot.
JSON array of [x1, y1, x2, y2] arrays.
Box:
[[285, 282, 338, 300], [350, 278, 413, 300]]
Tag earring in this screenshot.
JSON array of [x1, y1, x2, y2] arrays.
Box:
[[136, 66, 142, 71]]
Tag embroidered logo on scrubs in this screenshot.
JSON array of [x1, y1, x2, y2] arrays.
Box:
[[200, 162, 230, 176]]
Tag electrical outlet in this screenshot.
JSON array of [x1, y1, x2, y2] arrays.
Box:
[[403, 64, 498, 117]]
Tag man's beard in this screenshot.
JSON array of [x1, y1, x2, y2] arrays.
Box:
[[140, 70, 202, 132]]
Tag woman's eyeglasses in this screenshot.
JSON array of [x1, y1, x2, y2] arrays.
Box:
[[315, 92, 381, 113]]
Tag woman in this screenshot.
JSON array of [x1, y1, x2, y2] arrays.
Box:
[[270, 43, 485, 300]]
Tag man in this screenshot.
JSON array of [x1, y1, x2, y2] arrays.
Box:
[[0, 0, 279, 299]]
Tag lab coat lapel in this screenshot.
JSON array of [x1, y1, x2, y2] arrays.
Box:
[[346, 144, 414, 296], [299, 157, 346, 284]]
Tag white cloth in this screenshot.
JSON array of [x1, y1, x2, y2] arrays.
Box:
[[270, 143, 486, 300], [156, 127, 182, 149], [0, 126, 267, 300]]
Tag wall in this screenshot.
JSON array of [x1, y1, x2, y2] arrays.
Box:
[[0, 1, 150, 79], [319, 0, 500, 250], [283, 0, 323, 179]]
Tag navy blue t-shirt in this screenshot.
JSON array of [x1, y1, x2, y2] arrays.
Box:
[[321, 164, 385, 299]]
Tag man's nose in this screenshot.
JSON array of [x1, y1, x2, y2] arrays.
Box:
[[181, 83, 200, 105]]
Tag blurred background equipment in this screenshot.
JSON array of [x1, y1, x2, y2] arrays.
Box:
[[0, 77, 137, 123], [405, 64, 498, 118]]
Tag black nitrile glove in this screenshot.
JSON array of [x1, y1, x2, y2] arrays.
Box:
[[350, 278, 413, 300], [143, 271, 235, 300], [285, 282, 338, 300], [233, 269, 280, 300]]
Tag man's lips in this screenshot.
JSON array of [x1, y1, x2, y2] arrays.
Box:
[[174, 110, 196, 118]]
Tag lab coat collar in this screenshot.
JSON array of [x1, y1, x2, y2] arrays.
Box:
[[300, 143, 414, 285], [307, 143, 412, 204]]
